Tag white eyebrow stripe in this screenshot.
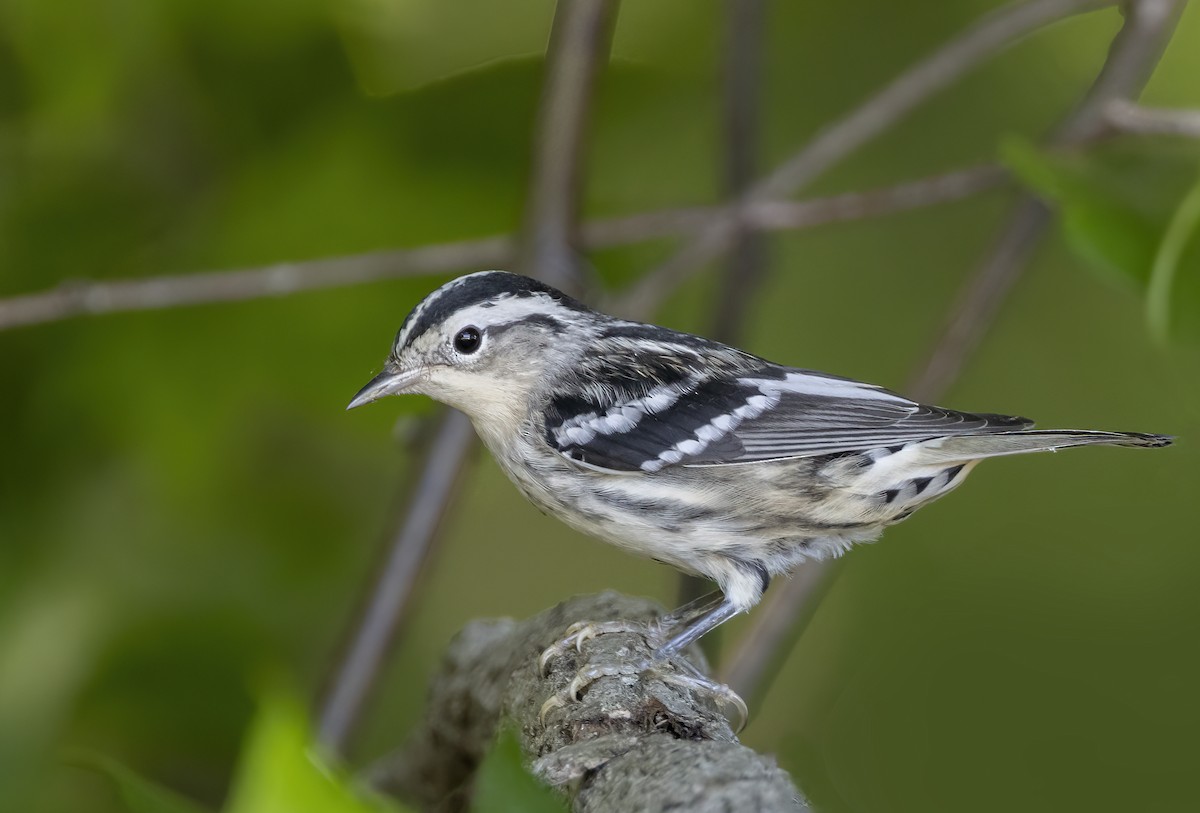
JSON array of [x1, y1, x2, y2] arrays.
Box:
[[452, 295, 576, 333], [395, 278, 577, 351]]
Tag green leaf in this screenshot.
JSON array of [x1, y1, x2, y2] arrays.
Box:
[[67, 752, 214, 813], [471, 730, 565, 813], [225, 686, 407, 813], [1001, 136, 1160, 287], [1002, 135, 1200, 340], [1147, 173, 1200, 344]]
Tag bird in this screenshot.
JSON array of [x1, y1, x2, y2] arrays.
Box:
[[348, 270, 1171, 715]]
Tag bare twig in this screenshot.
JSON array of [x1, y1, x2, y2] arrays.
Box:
[[0, 167, 1007, 333], [521, 0, 619, 291], [316, 0, 619, 754], [318, 410, 477, 748], [711, 0, 769, 344], [908, 198, 1054, 400], [912, 0, 1185, 398], [0, 238, 513, 332], [743, 164, 1009, 231], [614, 165, 1008, 318], [725, 0, 1184, 706], [1103, 99, 1200, 138], [620, 0, 1117, 318], [680, 0, 769, 625], [756, 0, 1118, 199]]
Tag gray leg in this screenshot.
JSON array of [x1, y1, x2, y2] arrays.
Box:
[[653, 595, 741, 660], [649, 589, 724, 639]]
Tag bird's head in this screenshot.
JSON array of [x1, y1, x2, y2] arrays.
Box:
[[347, 271, 593, 430]]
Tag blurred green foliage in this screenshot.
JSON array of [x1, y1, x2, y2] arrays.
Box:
[[1004, 136, 1200, 341], [73, 753, 213, 813], [78, 686, 408, 813], [471, 730, 566, 813], [222, 687, 404, 813], [1, 1, 1198, 812]]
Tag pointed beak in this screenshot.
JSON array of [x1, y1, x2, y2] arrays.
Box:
[[346, 363, 422, 410]]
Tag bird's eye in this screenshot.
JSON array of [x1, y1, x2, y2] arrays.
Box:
[[453, 326, 482, 354]]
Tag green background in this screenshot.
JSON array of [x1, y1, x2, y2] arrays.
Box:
[[2, 1, 1198, 811]]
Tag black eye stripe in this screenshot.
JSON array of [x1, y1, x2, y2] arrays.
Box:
[[454, 326, 482, 354]]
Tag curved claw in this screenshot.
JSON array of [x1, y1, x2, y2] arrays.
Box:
[[540, 661, 649, 726], [536, 615, 749, 732], [538, 693, 569, 725], [538, 619, 652, 676], [539, 661, 749, 733], [657, 672, 749, 733], [566, 661, 645, 700]]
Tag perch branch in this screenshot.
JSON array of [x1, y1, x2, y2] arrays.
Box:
[[367, 593, 809, 813]]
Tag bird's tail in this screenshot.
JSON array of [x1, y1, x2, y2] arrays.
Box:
[[922, 430, 1173, 463]]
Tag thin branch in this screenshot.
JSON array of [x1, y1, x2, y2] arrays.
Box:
[[0, 0, 1116, 335], [0, 166, 1008, 333], [713, 0, 771, 344], [317, 410, 477, 749], [0, 237, 514, 332], [680, 0, 770, 626], [1103, 99, 1200, 138], [913, 0, 1185, 398], [748, 164, 1011, 228], [755, 0, 1117, 199], [725, 0, 1185, 706], [621, 0, 1117, 318], [315, 0, 619, 754], [613, 164, 1009, 318], [521, 0, 620, 291]]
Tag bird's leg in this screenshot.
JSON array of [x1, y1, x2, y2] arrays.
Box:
[[647, 589, 727, 644], [646, 594, 749, 728], [652, 594, 741, 661]]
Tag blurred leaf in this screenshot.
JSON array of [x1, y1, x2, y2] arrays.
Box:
[[1147, 174, 1200, 344], [1002, 135, 1200, 340], [69, 686, 409, 813], [225, 686, 405, 813], [69, 752, 213, 813], [1002, 136, 1157, 286], [471, 730, 565, 813]]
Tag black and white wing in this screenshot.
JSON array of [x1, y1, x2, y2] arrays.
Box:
[[543, 346, 1031, 473]]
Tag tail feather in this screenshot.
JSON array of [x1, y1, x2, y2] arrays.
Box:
[[923, 430, 1173, 463]]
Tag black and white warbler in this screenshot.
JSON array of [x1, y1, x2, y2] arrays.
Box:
[[348, 270, 1171, 711]]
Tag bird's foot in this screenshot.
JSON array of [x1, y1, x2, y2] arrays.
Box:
[[654, 668, 748, 733], [537, 619, 660, 676], [537, 625, 747, 732]]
